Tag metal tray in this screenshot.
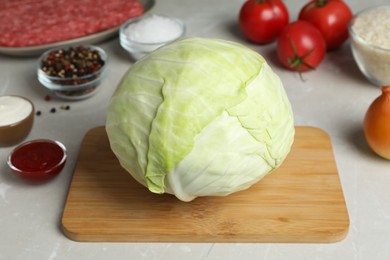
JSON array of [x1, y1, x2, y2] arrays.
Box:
[[0, 0, 154, 57]]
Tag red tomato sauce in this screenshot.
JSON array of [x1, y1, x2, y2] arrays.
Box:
[[10, 141, 65, 173]]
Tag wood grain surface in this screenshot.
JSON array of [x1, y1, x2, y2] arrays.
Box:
[[61, 126, 349, 243]]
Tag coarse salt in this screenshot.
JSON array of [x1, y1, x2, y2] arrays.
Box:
[[125, 14, 183, 43]]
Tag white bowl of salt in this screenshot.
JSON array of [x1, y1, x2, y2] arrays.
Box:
[[120, 14, 186, 60]]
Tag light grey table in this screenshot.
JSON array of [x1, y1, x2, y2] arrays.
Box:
[[1, 0, 389, 259]]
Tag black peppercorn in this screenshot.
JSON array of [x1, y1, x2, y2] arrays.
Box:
[[40, 46, 105, 85]]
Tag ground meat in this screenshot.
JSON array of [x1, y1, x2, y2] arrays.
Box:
[[0, 0, 144, 47]]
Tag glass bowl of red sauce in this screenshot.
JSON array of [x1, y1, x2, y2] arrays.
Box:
[[7, 139, 67, 182]]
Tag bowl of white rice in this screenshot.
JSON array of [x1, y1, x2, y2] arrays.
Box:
[[349, 5, 390, 86]]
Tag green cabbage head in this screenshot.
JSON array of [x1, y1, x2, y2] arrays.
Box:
[[106, 38, 294, 202]]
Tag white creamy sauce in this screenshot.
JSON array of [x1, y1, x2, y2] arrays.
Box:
[[0, 96, 32, 127]]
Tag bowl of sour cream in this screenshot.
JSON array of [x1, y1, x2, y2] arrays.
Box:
[[0, 95, 34, 147]]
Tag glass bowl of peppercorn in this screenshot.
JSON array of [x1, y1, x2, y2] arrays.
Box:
[[37, 45, 108, 100]]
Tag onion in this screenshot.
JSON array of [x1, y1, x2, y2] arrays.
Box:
[[364, 86, 390, 160]]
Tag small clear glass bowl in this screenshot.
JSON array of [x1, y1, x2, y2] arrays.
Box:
[[119, 14, 186, 61], [349, 5, 390, 86], [37, 45, 108, 100], [7, 139, 67, 182]]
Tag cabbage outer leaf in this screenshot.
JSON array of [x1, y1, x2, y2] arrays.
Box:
[[106, 38, 294, 201]]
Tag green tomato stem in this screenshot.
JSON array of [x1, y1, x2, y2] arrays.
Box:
[[255, 0, 275, 5], [315, 0, 329, 7], [287, 37, 316, 81]]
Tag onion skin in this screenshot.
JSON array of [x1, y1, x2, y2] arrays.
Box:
[[364, 86, 390, 160]]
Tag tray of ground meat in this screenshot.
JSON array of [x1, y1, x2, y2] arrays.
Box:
[[0, 0, 154, 56]]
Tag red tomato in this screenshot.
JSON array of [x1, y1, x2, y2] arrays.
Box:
[[277, 21, 326, 72], [239, 0, 289, 44], [298, 0, 352, 50]]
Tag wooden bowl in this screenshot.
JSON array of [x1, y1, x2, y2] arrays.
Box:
[[0, 96, 34, 147]]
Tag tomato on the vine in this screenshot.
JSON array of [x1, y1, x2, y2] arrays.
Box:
[[239, 0, 289, 44], [277, 21, 326, 73], [298, 0, 352, 50]]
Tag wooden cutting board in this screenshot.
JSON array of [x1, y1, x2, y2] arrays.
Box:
[[61, 126, 349, 243]]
